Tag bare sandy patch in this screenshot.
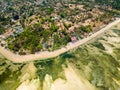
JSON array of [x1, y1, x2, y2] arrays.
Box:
[[19, 62, 37, 82], [50, 65, 95, 90], [16, 79, 40, 90]]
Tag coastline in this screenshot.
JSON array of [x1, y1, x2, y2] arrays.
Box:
[[0, 18, 120, 63]]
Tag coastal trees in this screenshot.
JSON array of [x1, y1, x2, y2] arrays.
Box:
[[53, 33, 71, 50], [46, 7, 54, 14], [0, 26, 5, 35], [7, 26, 40, 54], [80, 25, 92, 33], [60, 12, 66, 18], [95, 0, 120, 10], [112, 0, 120, 10], [50, 23, 59, 33]]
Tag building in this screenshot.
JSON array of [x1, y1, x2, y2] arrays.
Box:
[[13, 25, 23, 34], [70, 36, 77, 42], [3, 29, 14, 38]]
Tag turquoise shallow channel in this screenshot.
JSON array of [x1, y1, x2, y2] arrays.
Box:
[[0, 23, 120, 90]]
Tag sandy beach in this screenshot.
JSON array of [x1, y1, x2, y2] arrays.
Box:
[[0, 18, 120, 63]]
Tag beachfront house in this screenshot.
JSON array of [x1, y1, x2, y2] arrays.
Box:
[[71, 36, 77, 42]]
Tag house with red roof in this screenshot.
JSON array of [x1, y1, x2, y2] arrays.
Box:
[[70, 36, 77, 42]]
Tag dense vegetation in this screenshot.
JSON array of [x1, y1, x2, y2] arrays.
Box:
[[95, 0, 120, 10]]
